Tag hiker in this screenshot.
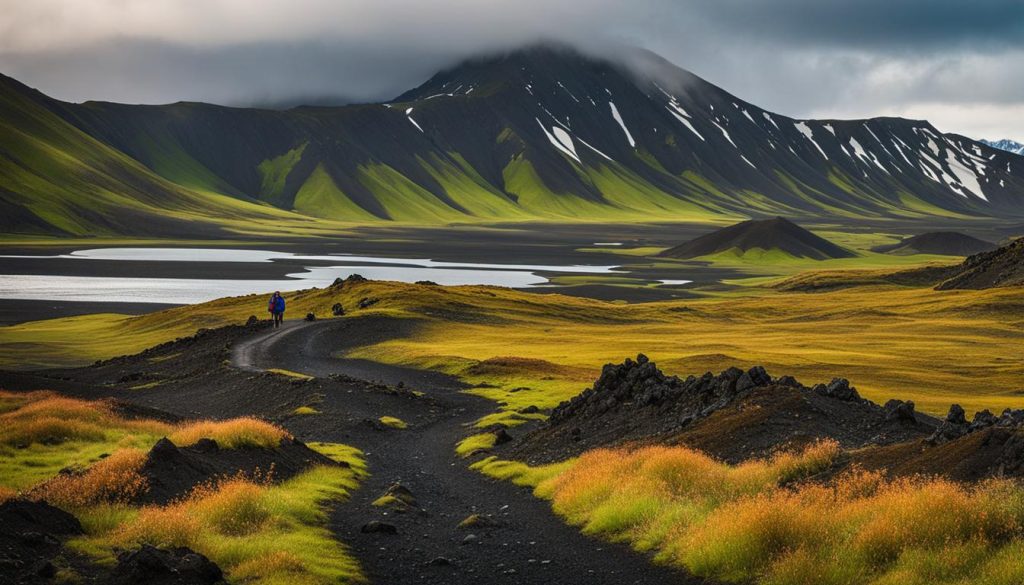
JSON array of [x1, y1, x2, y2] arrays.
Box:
[[268, 291, 286, 328]]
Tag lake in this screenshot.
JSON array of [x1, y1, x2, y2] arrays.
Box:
[[0, 248, 622, 305]]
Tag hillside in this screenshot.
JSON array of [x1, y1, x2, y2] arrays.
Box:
[[4, 45, 1024, 235], [874, 231, 998, 256], [658, 217, 854, 260], [936, 237, 1024, 289], [0, 75, 333, 238]]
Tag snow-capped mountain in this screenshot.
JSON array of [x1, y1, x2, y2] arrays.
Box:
[[3, 44, 1024, 234], [982, 139, 1024, 157]]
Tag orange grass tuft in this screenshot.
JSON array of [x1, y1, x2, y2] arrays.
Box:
[[29, 449, 148, 508], [169, 417, 289, 449], [530, 442, 1024, 584], [0, 391, 171, 446], [0, 485, 17, 504]]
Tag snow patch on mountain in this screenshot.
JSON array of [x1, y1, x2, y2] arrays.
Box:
[[405, 107, 424, 133], [536, 118, 580, 163], [795, 122, 828, 159], [608, 101, 636, 147]]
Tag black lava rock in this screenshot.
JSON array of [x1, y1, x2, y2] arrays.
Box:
[[109, 544, 223, 585]]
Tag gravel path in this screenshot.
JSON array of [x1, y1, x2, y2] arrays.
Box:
[[231, 319, 703, 585]]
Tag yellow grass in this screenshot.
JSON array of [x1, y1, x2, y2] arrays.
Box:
[[3, 277, 1022, 418], [170, 417, 290, 449], [485, 442, 1024, 584]]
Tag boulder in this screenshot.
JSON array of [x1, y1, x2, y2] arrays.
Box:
[[245, 315, 259, 327], [814, 378, 861, 402], [108, 544, 223, 585], [883, 399, 917, 423], [928, 404, 971, 444], [331, 303, 345, 316], [304, 313, 317, 322]]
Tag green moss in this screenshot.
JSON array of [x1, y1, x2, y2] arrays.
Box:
[[455, 433, 498, 458], [378, 416, 407, 429], [257, 143, 307, 203]]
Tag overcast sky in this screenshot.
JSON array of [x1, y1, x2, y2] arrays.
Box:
[[2, 0, 1023, 141]]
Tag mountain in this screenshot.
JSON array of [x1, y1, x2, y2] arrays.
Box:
[[0, 74, 313, 237], [981, 139, 1024, 157], [936, 237, 1024, 290], [658, 217, 854, 260], [874, 232, 997, 256], [4, 44, 1024, 236]]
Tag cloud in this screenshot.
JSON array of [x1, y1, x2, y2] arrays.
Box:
[[1, 0, 1022, 140]]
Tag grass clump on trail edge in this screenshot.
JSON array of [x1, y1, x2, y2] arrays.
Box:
[[455, 433, 498, 458], [74, 465, 365, 585], [482, 441, 1024, 585], [378, 416, 407, 429]]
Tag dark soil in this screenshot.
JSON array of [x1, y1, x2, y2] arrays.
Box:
[[0, 317, 700, 585], [936, 236, 1024, 289], [659, 217, 855, 260], [873, 231, 998, 256], [136, 436, 339, 505], [842, 426, 1024, 481], [0, 499, 98, 585], [512, 356, 937, 464]]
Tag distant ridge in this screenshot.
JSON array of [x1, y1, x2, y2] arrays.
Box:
[[936, 238, 1024, 290], [982, 139, 1024, 156], [659, 217, 855, 260], [874, 232, 997, 256]]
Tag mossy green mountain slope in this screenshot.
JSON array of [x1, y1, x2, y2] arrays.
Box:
[[4, 45, 1024, 236], [0, 75, 346, 238]]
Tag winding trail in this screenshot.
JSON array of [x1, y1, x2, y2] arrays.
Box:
[[230, 319, 701, 585]]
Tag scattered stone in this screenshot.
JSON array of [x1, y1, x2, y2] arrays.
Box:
[[883, 399, 917, 423], [373, 483, 418, 512], [245, 315, 259, 327], [813, 378, 860, 402], [361, 521, 398, 535], [519, 405, 540, 414], [492, 428, 513, 445], [331, 303, 345, 316], [304, 312, 317, 322], [928, 404, 971, 445], [358, 297, 380, 309], [109, 544, 222, 585], [461, 534, 479, 545], [457, 514, 500, 530], [426, 556, 452, 566]]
